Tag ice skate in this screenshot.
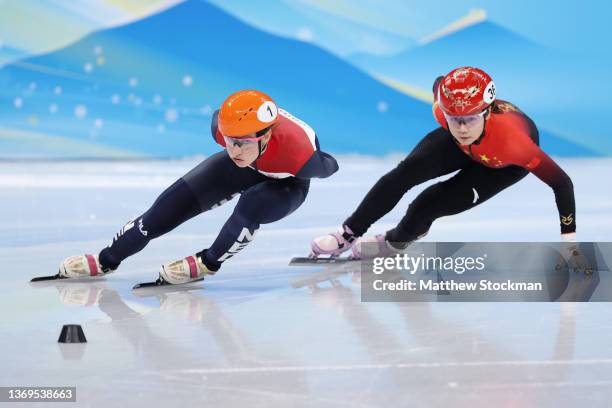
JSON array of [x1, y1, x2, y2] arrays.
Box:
[[160, 254, 213, 284], [33, 254, 112, 282], [59, 254, 113, 278], [132, 254, 213, 290], [350, 234, 398, 260], [309, 225, 357, 259], [30, 254, 111, 283], [351, 232, 427, 260]]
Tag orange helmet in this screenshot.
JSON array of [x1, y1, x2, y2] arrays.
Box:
[[218, 90, 279, 137]]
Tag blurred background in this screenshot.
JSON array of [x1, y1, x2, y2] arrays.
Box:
[[0, 0, 609, 158]]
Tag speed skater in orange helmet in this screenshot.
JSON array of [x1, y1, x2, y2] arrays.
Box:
[[56, 90, 339, 286]]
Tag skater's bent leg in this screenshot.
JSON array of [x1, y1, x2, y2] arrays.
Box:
[[99, 152, 266, 270], [386, 164, 529, 244], [99, 179, 202, 269], [200, 178, 310, 270], [385, 182, 446, 244], [183, 151, 266, 211], [344, 128, 469, 236]]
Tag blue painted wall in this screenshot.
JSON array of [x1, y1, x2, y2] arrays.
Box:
[[0, 1, 605, 158]]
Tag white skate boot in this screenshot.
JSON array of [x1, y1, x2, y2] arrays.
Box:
[[159, 254, 213, 285], [59, 254, 113, 279], [310, 225, 357, 258]]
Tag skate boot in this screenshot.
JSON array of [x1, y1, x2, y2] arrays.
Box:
[[310, 225, 357, 258], [352, 232, 428, 260], [159, 254, 213, 285], [59, 254, 114, 279], [351, 235, 398, 260]]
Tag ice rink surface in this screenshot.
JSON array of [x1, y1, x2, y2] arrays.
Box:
[[1, 156, 611, 407]]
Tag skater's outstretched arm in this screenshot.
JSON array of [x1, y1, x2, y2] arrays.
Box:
[[510, 139, 576, 235]]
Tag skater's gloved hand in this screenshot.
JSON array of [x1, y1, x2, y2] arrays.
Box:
[[556, 233, 593, 275]]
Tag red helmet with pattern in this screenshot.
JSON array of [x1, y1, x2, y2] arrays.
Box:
[[438, 67, 496, 116]]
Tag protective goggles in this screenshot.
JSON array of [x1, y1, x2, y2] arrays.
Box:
[[443, 109, 487, 126], [223, 134, 267, 148], [223, 126, 271, 148]]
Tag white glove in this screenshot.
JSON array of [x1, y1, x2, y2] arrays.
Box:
[[558, 233, 593, 275]]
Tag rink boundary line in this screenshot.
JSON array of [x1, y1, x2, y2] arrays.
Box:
[[469, 380, 612, 389], [164, 358, 612, 375]]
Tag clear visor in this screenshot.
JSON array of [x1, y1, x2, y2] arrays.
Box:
[[223, 134, 266, 148], [443, 109, 487, 126]]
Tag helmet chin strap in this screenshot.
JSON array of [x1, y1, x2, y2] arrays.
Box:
[[473, 108, 491, 145], [257, 140, 264, 159], [256, 131, 271, 160]]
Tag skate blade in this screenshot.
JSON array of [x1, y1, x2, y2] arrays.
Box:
[[31, 274, 65, 282], [289, 256, 357, 266], [132, 277, 204, 291], [30, 274, 108, 285]]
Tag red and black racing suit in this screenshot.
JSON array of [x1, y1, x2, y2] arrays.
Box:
[[344, 100, 576, 244]]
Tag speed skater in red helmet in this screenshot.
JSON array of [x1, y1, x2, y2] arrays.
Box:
[[311, 67, 588, 272], [57, 90, 339, 285]]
